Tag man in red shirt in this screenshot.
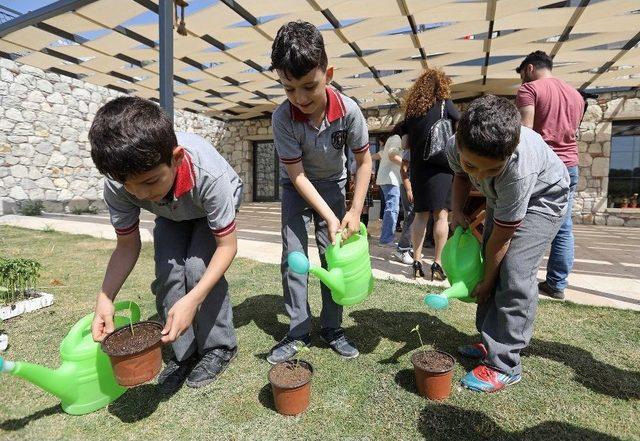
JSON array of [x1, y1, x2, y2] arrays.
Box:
[[516, 51, 585, 300]]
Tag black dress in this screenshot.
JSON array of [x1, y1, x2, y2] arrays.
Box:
[[403, 99, 461, 213]]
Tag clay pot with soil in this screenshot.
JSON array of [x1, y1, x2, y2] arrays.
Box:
[[412, 350, 456, 400], [102, 321, 163, 387], [268, 359, 314, 416]]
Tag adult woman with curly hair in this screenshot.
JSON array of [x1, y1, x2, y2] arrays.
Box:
[[402, 68, 460, 281]]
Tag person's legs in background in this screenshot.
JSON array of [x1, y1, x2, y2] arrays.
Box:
[[541, 166, 579, 299], [431, 208, 449, 281], [379, 184, 400, 245], [394, 184, 415, 264], [411, 211, 430, 278]]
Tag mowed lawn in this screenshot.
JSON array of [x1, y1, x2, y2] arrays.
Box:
[[0, 226, 638, 440]]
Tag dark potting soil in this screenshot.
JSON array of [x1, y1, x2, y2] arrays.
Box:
[[270, 361, 312, 387], [413, 351, 454, 372], [102, 322, 162, 357]]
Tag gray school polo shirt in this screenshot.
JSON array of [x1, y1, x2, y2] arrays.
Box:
[[446, 126, 569, 227], [272, 87, 369, 183], [103, 132, 243, 237]]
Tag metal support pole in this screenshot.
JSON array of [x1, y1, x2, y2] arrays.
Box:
[[159, 0, 173, 121]]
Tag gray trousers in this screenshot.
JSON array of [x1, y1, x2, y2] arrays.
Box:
[[477, 208, 564, 376], [152, 217, 237, 362], [397, 184, 415, 252], [281, 180, 346, 338]]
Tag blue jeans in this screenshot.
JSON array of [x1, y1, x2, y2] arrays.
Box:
[[380, 184, 400, 245], [546, 166, 579, 291]]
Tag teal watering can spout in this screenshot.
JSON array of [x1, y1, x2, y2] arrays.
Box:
[[0, 301, 141, 415], [424, 227, 484, 310], [287, 223, 374, 306]]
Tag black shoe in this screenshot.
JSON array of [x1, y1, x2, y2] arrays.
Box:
[[267, 334, 310, 365], [538, 281, 565, 300], [320, 327, 359, 359], [431, 262, 446, 281], [186, 347, 237, 388], [413, 260, 425, 278], [157, 353, 198, 395]]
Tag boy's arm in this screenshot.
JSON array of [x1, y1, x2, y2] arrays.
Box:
[[451, 173, 472, 229], [92, 231, 141, 341], [287, 161, 342, 244], [161, 230, 237, 343], [341, 149, 372, 239], [472, 225, 516, 304]]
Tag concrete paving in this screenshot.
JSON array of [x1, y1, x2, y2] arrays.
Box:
[[1, 201, 639, 311]]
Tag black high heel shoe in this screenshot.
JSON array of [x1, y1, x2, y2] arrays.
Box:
[[431, 262, 446, 281], [412, 260, 425, 278]]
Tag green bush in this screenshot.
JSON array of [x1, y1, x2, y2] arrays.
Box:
[[0, 258, 41, 305], [19, 200, 44, 216], [70, 206, 99, 215]]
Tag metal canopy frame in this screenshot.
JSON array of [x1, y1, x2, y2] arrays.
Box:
[[0, 0, 638, 121]]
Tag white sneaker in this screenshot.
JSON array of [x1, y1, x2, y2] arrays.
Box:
[[393, 250, 413, 265]]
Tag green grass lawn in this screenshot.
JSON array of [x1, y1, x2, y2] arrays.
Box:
[[0, 225, 638, 440]]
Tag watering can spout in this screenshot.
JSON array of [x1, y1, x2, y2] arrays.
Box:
[[0, 356, 76, 404], [309, 266, 345, 296]]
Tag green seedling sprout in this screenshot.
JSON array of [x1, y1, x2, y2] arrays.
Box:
[[411, 325, 427, 356], [292, 342, 310, 369]]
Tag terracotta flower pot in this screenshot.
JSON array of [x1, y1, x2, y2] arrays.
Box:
[[101, 321, 163, 387], [268, 359, 313, 415], [411, 350, 455, 400]]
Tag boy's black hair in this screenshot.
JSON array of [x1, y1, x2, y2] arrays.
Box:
[[89, 96, 177, 183], [456, 95, 521, 160], [270, 21, 328, 79], [516, 50, 553, 73]]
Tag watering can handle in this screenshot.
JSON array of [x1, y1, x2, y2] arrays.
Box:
[[334, 222, 368, 250], [64, 301, 141, 348]]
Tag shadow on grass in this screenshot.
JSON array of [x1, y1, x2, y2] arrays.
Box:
[[0, 404, 62, 431], [258, 383, 276, 412], [349, 308, 640, 400], [417, 402, 622, 441], [395, 368, 420, 397], [233, 294, 289, 342], [107, 384, 168, 423]]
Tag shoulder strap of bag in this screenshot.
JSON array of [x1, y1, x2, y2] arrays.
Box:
[[440, 100, 445, 119]]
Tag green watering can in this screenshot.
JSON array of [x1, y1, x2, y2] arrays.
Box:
[[288, 223, 374, 306], [424, 227, 484, 309], [0, 301, 140, 415]]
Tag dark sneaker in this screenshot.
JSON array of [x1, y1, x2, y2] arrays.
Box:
[[186, 347, 237, 388], [266, 335, 310, 365], [538, 281, 565, 300], [320, 327, 359, 359], [157, 353, 198, 395]]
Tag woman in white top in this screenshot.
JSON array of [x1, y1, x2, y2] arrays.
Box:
[[372, 124, 403, 245]]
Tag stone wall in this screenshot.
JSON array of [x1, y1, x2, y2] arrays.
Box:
[[0, 58, 252, 214], [575, 89, 640, 227]]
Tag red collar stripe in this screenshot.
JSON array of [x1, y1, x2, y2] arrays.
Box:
[[115, 220, 140, 236], [280, 154, 303, 164], [213, 220, 236, 237], [352, 143, 370, 154], [289, 87, 346, 123], [173, 151, 196, 199]]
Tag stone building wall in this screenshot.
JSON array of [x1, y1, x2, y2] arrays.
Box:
[[0, 58, 252, 214]]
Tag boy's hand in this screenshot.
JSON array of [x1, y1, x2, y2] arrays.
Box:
[[327, 215, 342, 245], [340, 209, 360, 241], [92, 292, 115, 342], [161, 295, 199, 344], [406, 189, 414, 204], [451, 210, 469, 231], [471, 279, 494, 304]]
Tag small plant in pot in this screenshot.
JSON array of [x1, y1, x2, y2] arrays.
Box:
[[101, 302, 163, 387], [268, 344, 313, 416], [410, 325, 455, 401]]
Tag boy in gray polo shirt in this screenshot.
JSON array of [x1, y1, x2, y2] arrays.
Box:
[[89, 97, 242, 394], [446, 95, 569, 393], [267, 21, 372, 364]]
